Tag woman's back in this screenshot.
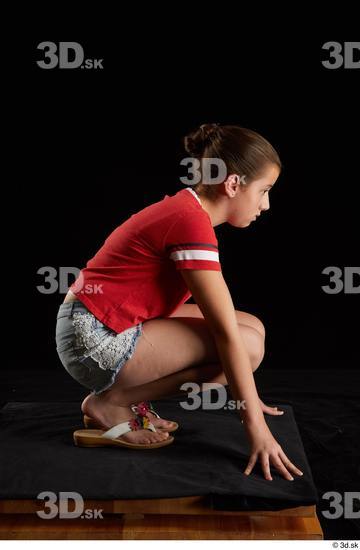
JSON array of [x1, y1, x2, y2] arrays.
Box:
[[69, 187, 221, 333]]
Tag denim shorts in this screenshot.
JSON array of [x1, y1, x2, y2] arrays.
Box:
[[55, 300, 143, 395]]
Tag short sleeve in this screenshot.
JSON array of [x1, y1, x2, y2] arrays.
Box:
[[164, 212, 222, 271]]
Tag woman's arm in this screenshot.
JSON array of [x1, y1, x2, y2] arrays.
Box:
[[180, 269, 263, 422], [180, 269, 303, 481]]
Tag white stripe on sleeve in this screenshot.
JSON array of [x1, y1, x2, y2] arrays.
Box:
[[170, 249, 220, 262]]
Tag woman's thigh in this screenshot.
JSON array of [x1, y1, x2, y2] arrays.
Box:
[[113, 316, 263, 388], [166, 303, 266, 337]]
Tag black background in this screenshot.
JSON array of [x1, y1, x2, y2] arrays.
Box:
[[8, 16, 359, 372]]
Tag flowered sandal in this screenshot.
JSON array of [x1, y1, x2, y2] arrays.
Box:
[[83, 400, 179, 432], [130, 401, 179, 432], [74, 413, 174, 449]]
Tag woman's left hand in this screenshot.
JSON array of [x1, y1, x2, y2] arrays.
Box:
[[259, 398, 284, 416]]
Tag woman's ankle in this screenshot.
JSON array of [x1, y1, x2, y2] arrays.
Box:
[[82, 395, 133, 425], [83, 389, 129, 408]]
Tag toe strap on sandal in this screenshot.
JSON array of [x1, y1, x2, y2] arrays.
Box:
[[130, 400, 161, 418], [101, 415, 156, 439]]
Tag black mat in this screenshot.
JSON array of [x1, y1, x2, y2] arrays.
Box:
[[0, 390, 318, 511]]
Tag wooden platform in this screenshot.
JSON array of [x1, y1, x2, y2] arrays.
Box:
[[0, 496, 323, 539]]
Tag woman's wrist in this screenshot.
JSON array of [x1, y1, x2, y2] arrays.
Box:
[[240, 407, 266, 429]]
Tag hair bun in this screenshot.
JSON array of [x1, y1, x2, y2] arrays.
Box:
[[184, 123, 221, 157]]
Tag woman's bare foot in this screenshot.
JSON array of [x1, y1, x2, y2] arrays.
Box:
[[143, 410, 177, 430], [131, 402, 177, 430], [81, 393, 169, 445], [82, 393, 177, 431]]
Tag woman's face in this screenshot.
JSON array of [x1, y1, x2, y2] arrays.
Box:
[[227, 163, 280, 228]]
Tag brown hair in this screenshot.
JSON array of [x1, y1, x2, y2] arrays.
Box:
[[184, 123, 282, 200]]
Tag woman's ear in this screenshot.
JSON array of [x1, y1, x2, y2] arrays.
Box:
[[224, 174, 240, 197]]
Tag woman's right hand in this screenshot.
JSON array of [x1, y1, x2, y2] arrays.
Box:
[[243, 419, 304, 481]]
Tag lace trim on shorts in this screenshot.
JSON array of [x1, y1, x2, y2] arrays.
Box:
[[72, 311, 138, 371]]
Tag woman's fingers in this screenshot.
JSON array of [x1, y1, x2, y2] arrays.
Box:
[[278, 449, 303, 476], [244, 454, 257, 476], [260, 453, 272, 480], [261, 402, 284, 415], [259, 398, 284, 414], [267, 407, 284, 416], [245, 453, 294, 481], [271, 455, 294, 481], [244, 452, 303, 481]]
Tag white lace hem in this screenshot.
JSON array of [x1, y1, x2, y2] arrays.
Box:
[[72, 311, 139, 371]]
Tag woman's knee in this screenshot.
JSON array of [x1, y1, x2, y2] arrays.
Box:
[[235, 310, 266, 339], [239, 324, 265, 372]]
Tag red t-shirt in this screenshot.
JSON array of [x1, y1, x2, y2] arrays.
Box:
[[69, 187, 222, 333]]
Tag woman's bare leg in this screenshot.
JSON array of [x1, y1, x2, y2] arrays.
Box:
[[167, 303, 266, 338], [82, 316, 265, 444]]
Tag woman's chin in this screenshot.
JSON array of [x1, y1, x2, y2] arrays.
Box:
[[229, 219, 251, 228], [243, 219, 254, 228]]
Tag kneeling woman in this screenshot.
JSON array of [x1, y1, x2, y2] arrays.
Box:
[[55, 123, 303, 480]]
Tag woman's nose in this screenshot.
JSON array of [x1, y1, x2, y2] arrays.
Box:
[[260, 194, 270, 211]]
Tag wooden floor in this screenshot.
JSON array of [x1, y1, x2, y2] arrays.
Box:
[[0, 497, 323, 540]]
